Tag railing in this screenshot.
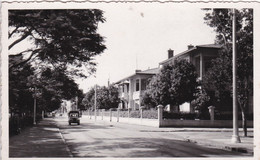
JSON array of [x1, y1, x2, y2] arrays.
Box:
[[82, 106, 253, 128]]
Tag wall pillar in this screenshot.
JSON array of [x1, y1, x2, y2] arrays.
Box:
[[42, 110, 44, 119], [128, 107, 130, 119], [102, 109, 105, 120], [140, 106, 144, 120], [157, 105, 164, 127], [117, 108, 120, 122], [208, 106, 215, 121]]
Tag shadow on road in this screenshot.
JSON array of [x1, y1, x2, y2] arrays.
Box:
[[67, 137, 247, 157], [9, 119, 71, 158]]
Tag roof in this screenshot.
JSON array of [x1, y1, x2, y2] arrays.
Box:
[[137, 67, 160, 75], [196, 44, 222, 48], [115, 67, 160, 84], [159, 44, 222, 65]]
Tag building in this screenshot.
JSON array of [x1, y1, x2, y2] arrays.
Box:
[[115, 44, 221, 111], [159, 44, 222, 112], [115, 44, 253, 114], [160, 44, 222, 80], [116, 68, 160, 110]]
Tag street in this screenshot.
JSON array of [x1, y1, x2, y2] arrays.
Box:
[[54, 116, 248, 157]]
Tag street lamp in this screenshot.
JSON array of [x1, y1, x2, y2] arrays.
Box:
[[29, 86, 39, 125]]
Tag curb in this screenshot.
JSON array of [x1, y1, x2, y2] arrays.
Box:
[[184, 138, 253, 154], [58, 128, 74, 157], [53, 120, 74, 157]]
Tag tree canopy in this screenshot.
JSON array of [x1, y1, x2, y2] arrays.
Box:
[[143, 59, 198, 107], [9, 9, 106, 77], [82, 85, 120, 110], [203, 8, 253, 136], [9, 9, 106, 114]]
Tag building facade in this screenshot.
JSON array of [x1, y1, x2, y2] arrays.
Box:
[[159, 44, 222, 112], [160, 44, 222, 80], [115, 44, 253, 114], [116, 68, 159, 110]]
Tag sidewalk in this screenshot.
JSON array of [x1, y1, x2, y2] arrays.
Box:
[[9, 118, 72, 158], [83, 116, 254, 155], [169, 128, 254, 155]]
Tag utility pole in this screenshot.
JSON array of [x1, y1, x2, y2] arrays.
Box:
[[231, 8, 241, 143], [94, 84, 97, 121], [75, 96, 78, 110], [33, 95, 37, 125], [33, 86, 37, 125]]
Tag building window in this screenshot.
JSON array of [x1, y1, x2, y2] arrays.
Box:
[[136, 79, 140, 91]]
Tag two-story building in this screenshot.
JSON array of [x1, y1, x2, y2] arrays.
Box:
[[159, 44, 222, 112], [116, 68, 159, 110], [115, 43, 253, 114], [160, 44, 222, 80], [115, 44, 221, 111]]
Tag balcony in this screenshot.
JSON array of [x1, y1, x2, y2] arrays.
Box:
[[133, 91, 144, 100], [120, 92, 129, 100]]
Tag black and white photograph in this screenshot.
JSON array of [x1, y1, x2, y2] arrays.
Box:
[[1, 1, 259, 159]]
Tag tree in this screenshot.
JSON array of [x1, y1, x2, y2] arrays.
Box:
[[82, 87, 96, 110], [191, 89, 210, 119], [9, 63, 35, 114], [141, 90, 156, 109], [203, 9, 253, 136], [82, 85, 120, 110], [202, 46, 233, 112], [9, 9, 106, 115], [27, 68, 82, 112], [97, 85, 120, 109], [145, 59, 198, 109], [9, 10, 106, 78]]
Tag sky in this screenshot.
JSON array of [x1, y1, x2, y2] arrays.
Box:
[[76, 5, 216, 93], [8, 5, 217, 93]]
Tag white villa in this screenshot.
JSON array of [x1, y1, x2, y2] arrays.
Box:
[[115, 44, 253, 114]]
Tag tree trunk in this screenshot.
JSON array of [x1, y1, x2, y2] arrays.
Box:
[[241, 109, 247, 137]]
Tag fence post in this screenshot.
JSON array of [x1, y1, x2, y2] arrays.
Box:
[[208, 106, 215, 121], [157, 105, 164, 127], [42, 110, 44, 119], [117, 108, 120, 122], [102, 109, 105, 120], [140, 106, 144, 120], [128, 108, 130, 118], [109, 108, 112, 122]]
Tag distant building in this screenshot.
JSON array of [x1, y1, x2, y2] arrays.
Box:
[[115, 68, 160, 110]]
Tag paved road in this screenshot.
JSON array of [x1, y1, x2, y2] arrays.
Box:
[[55, 116, 248, 158]]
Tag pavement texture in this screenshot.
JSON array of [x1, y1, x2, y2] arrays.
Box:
[[9, 118, 72, 157], [83, 116, 254, 155], [168, 128, 254, 155], [9, 116, 254, 157]]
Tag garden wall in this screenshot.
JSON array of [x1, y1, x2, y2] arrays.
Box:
[[160, 119, 253, 128], [82, 108, 253, 128]]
